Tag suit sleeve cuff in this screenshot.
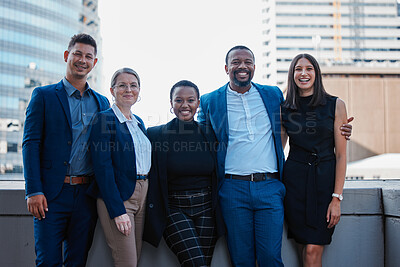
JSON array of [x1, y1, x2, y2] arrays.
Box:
[[25, 192, 44, 200]]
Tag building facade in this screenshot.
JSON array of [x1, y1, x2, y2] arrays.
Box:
[[0, 0, 100, 179], [261, 0, 400, 87], [322, 66, 400, 162]]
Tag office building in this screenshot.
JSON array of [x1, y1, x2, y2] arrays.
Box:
[[0, 0, 100, 178], [261, 0, 400, 87]]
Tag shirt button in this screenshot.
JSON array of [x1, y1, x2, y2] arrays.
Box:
[[64, 161, 68, 166], [67, 141, 72, 145], [149, 203, 154, 208]]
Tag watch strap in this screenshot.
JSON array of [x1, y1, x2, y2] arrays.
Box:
[[332, 193, 343, 201]]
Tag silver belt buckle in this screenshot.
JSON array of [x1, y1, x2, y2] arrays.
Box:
[[69, 175, 78, 185], [250, 173, 254, 182]]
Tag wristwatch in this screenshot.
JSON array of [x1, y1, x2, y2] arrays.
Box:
[[332, 193, 343, 201]]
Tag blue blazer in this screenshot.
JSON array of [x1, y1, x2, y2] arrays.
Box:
[[197, 82, 285, 185], [22, 80, 110, 201], [88, 108, 148, 219], [143, 118, 225, 247]]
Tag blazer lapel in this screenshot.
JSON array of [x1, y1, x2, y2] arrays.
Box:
[[92, 90, 110, 111], [198, 122, 217, 163], [121, 122, 135, 154], [55, 81, 72, 128], [254, 83, 277, 131], [158, 122, 171, 203], [210, 85, 229, 144], [137, 121, 148, 137]]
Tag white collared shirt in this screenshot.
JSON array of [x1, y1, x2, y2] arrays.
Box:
[[225, 85, 278, 175], [112, 104, 151, 175]]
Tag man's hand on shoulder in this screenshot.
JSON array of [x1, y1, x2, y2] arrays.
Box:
[[341, 117, 354, 141], [27, 194, 48, 220]]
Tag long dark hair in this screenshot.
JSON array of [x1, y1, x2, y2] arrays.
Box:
[[283, 53, 330, 110]]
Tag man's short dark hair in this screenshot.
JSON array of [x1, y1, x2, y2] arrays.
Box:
[[225, 45, 255, 65], [68, 33, 97, 55]]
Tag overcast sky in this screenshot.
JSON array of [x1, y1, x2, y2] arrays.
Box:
[[98, 0, 264, 126]]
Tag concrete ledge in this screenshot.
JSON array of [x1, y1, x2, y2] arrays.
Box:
[[0, 188, 30, 215], [386, 217, 400, 267], [341, 188, 382, 215], [382, 189, 400, 217], [1, 180, 399, 266]]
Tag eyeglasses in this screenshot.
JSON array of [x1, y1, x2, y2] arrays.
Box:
[[114, 84, 138, 90]]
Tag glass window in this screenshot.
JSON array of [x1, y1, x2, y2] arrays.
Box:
[[398, 2, 400, 16], [0, 29, 65, 54], [0, 6, 77, 36], [0, 51, 65, 74], [7, 142, 18, 153], [20, 0, 79, 17], [0, 73, 25, 88], [0, 96, 19, 109]]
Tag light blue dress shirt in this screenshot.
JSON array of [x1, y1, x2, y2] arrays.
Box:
[[63, 77, 98, 176], [225, 85, 278, 175], [111, 104, 151, 175]]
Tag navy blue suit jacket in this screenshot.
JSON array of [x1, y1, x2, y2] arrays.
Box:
[[22, 80, 110, 201], [88, 108, 148, 219], [143, 118, 225, 247], [197, 82, 285, 185]]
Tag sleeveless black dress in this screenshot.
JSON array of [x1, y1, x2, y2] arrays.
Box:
[[282, 95, 337, 245]]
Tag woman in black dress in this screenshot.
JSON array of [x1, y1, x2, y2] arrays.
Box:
[[143, 80, 224, 266], [281, 54, 348, 267]]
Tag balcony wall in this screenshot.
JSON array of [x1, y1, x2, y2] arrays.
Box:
[[1, 180, 399, 267]]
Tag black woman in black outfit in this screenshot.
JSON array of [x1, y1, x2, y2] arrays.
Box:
[[143, 80, 225, 267]]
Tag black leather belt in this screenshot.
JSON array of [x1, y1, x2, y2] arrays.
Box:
[[225, 172, 279, 182]]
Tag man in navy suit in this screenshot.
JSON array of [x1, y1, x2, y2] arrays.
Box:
[[23, 33, 109, 266], [198, 45, 286, 267]]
